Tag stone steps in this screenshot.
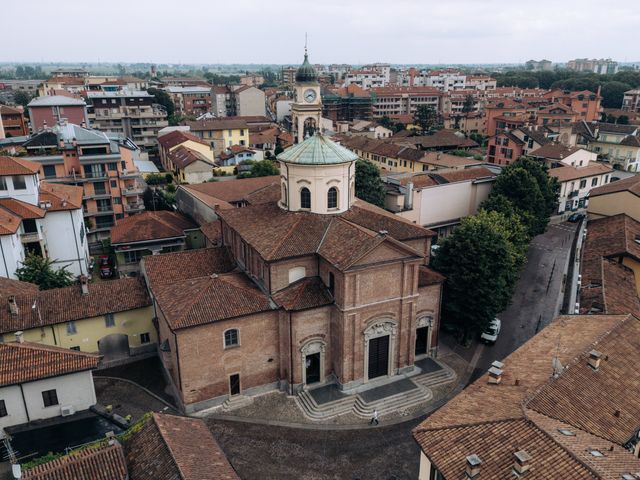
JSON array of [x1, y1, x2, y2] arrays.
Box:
[[352, 385, 433, 419], [294, 389, 355, 421], [412, 365, 456, 389], [221, 394, 253, 412]]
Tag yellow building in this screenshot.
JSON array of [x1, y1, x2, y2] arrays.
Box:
[[588, 175, 640, 222], [0, 277, 155, 357], [158, 130, 215, 173], [186, 118, 250, 157]]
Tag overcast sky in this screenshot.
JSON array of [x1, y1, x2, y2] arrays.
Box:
[[3, 0, 637, 65]]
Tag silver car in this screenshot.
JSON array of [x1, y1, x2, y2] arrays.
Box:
[[480, 318, 501, 344]]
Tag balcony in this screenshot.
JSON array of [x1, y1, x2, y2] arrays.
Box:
[[120, 170, 141, 179], [20, 231, 42, 243], [122, 186, 144, 196], [124, 203, 145, 213], [83, 190, 111, 200], [568, 190, 580, 198]]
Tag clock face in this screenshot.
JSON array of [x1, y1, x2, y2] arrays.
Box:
[[304, 89, 317, 103]]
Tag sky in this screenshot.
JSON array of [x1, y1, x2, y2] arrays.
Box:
[[3, 0, 639, 65]]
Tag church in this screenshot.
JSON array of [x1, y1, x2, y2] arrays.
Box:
[[142, 52, 444, 413]]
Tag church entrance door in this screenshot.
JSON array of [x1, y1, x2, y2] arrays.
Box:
[[368, 335, 390, 380], [415, 326, 429, 356], [305, 352, 321, 385]]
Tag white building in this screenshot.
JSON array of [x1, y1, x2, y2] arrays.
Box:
[[344, 70, 388, 89], [0, 156, 89, 279], [550, 162, 613, 213], [0, 336, 99, 432]]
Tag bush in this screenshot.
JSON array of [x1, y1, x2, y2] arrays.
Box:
[[165, 173, 173, 184]]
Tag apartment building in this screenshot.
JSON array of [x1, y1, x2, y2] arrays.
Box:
[[0, 156, 90, 278], [582, 122, 640, 171], [524, 59, 553, 71], [164, 86, 212, 117], [21, 121, 145, 245], [622, 89, 640, 112], [231, 85, 266, 117], [27, 96, 89, 131], [370, 86, 441, 118], [543, 88, 602, 122], [0, 105, 28, 139], [566, 58, 619, 74], [465, 75, 497, 91], [186, 118, 250, 156], [240, 74, 265, 87], [322, 84, 373, 123], [550, 161, 612, 213], [86, 90, 168, 150], [344, 69, 388, 89]]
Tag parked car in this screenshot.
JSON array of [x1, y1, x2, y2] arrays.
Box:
[[567, 213, 585, 223], [480, 318, 501, 344], [98, 256, 113, 279]]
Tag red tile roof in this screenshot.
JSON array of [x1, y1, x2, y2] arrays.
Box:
[[0, 277, 38, 297], [153, 272, 273, 330], [182, 176, 280, 205], [158, 130, 209, 149], [549, 162, 612, 183], [0, 278, 151, 334], [168, 145, 215, 169], [589, 174, 640, 198], [111, 211, 198, 245], [0, 156, 40, 176], [0, 198, 45, 219], [126, 413, 239, 480], [38, 182, 83, 211], [0, 341, 100, 387], [413, 314, 640, 479], [272, 277, 333, 311], [23, 443, 128, 480], [143, 247, 235, 288], [200, 220, 222, 245], [530, 143, 583, 160]]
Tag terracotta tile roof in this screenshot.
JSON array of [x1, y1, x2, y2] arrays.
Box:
[[419, 152, 483, 168], [0, 278, 151, 334], [434, 167, 496, 183], [392, 130, 478, 149], [111, 211, 198, 245], [0, 198, 45, 219], [218, 201, 432, 265], [272, 277, 333, 311], [143, 247, 236, 288], [0, 341, 100, 387], [418, 266, 445, 286], [153, 272, 273, 330], [0, 156, 40, 175], [580, 214, 640, 289], [0, 207, 21, 235], [580, 259, 640, 316], [530, 142, 583, 160], [126, 413, 239, 480], [0, 105, 24, 115], [39, 182, 83, 211], [168, 145, 215, 169], [200, 220, 222, 244], [413, 314, 640, 479], [23, 443, 128, 480], [0, 277, 38, 297], [242, 183, 281, 205], [590, 175, 640, 198], [549, 162, 612, 183], [596, 122, 638, 135], [181, 176, 280, 207], [157, 130, 209, 149], [318, 218, 385, 270]]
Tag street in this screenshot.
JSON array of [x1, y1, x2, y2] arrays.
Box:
[[472, 221, 578, 377]]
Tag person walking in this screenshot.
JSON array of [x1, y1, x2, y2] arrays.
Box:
[[369, 409, 379, 426]]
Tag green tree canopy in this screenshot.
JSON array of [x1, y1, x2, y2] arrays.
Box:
[[600, 81, 632, 109], [355, 159, 385, 207], [13, 91, 32, 108], [236, 160, 280, 179], [413, 105, 442, 135], [16, 253, 75, 290], [461, 94, 475, 113], [146, 88, 175, 117], [432, 211, 522, 339]]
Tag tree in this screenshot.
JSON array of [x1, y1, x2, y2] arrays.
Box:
[[16, 253, 75, 290], [355, 159, 385, 207], [413, 105, 442, 135], [142, 186, 173, 211], [146, 88, 175, 117], [432, 212, 521, 341], [13, 91, 31, 108], [461, 94, 475, 114], [274, 144, 284, 156], [600, 81, 632, 109], [236, 160, 280, 179], [483, 157, 558, 236]]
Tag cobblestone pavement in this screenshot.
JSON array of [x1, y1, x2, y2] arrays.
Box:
[[208, 416, 423, 480], [206, 346, 469, 426]]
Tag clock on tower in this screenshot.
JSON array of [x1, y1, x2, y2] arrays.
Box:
[[291, 49, 322, 143]]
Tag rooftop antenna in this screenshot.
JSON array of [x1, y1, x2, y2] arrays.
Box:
[[305, 32, 308, 57]]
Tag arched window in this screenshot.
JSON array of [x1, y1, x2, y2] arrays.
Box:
[[327, 187, 338, 209], [224, 329, 239, 348], [282, 184, 288, 207], [300, 187, 311, 209]]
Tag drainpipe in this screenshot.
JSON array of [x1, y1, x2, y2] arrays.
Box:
[[19, 385, 30, 422], [0, 237, 9, 278], [289, 312, 294, 396], [69, 210, 84, 276]]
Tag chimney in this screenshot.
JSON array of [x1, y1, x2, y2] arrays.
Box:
[[465, 454, 482, 478], [8, 295, 18, 315], [15, 331, 24, 344], [513, 450, 532, 475], [488, 360, 504, 384], [587, 350, 602, 370], [80, 275, 89, 296]]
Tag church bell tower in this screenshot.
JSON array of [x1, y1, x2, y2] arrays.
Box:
[[291, 48, 322, 143]]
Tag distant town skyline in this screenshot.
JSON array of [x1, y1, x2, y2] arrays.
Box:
[[3, 0, 638, 65]]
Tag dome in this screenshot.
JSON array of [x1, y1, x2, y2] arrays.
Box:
[[295, 52, 317, 83], [277, 134, 358, 165]]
